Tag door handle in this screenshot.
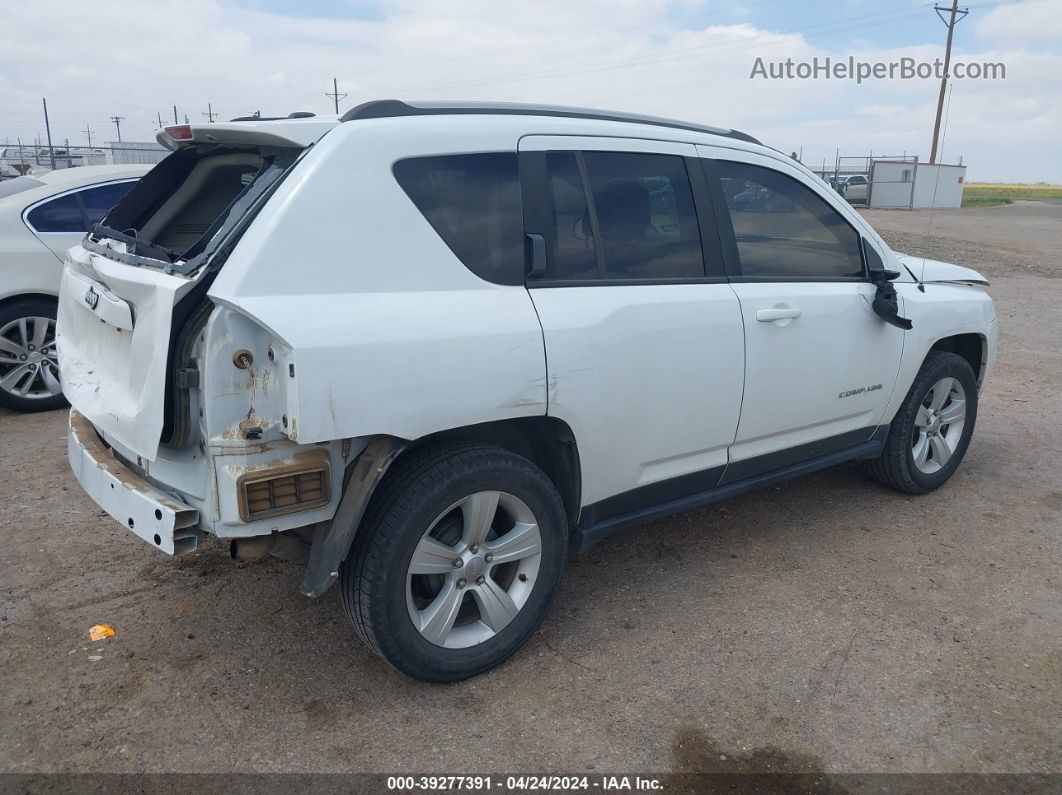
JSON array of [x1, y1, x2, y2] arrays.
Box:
[[756, 307, 802, 322]]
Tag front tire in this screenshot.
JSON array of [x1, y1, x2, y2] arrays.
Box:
[[0, 297, 67, 413], [340, 443, 568, 682], [868, 350, 978, 494]]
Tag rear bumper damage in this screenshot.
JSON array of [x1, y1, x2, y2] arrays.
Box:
[[67, 409, 204, 555]]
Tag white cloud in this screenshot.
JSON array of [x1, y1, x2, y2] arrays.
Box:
[[975, 0, 1062, 43], [0, 0, 1058, 181]]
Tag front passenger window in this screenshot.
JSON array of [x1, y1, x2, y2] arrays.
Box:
[[716, 161, 864, 279]]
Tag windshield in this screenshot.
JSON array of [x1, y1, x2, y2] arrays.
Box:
[[0, 176, 44, 199], [86, 144, 299, 275]]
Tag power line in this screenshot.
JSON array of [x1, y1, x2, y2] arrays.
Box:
[[325, 77, 347, 114], [929, 0, 969, 163]]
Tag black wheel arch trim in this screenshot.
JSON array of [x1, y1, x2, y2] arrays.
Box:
[[301, 435, 408, 597]]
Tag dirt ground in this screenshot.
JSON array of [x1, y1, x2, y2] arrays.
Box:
[[1, 202, 1059, 776]]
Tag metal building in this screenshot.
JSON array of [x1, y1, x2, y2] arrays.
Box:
[[868, 161, 967, 209]]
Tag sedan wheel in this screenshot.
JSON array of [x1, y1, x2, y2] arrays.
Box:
[[0, 300, 67, 412]]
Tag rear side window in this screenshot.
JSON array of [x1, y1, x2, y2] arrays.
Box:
[[25, 180, 137, 234], [26, 193, 83, 232], [394, 153, 523, 285], [716, 161, 863, 279], [544, 151, 704, 281]]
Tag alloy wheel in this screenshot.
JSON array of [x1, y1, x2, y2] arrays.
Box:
[[911, 376, 967, 474], [406, 490, 542, 649], [0, 316, 62, 401]]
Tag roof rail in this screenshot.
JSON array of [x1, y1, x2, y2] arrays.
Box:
[[340, 99, 760, 145], [228, 111, 316, 122]]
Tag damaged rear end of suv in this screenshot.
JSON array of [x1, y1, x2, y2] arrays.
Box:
[[59, 115, 343, 561]]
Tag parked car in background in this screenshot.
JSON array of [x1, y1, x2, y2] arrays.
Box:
[[0, 164, 148, 411], [59, 102, 995, 681], [842, 174, 869, 203], [0, 147, 33, 178]]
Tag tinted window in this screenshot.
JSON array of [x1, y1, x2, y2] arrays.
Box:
[[544, 151, 704, 281], [79, 181, 137, 227], [584, 152, 703, 279], [717, 161, 863, 279], [394, 153, 523, 285], [545, 152, 597, 280], [26, 193, 84, 233], [863, 238, 884, 272]]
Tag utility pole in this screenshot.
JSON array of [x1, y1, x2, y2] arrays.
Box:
[[156, 111, 164, 129], [325, 77, 347, 114], [929, 0, 969, 164], [42, 97, 56, 170], [110, 115, 124, 142], [83, 124, 93, 148], [202, 102, 217, 122], [173, 105, 179, 125]]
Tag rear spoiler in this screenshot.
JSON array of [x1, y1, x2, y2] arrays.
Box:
[[156, 119, 338, 151]]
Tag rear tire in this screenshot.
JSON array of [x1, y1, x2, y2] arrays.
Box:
[[0, 297, 67, 413], [868, 351, 978, 494], [340, 443, 568, 682]]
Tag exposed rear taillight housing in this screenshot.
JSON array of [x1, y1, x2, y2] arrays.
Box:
[[237, 463, 330, 522]]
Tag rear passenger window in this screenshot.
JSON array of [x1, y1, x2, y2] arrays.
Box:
[[394, 153, 523, 285], [545, 151, 704, 281], [546, 152, 597, 280], [716, 161, 864, 279]]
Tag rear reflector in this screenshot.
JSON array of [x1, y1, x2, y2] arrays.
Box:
[[237, 464, 330, 522], [165, 124, 193, 142]]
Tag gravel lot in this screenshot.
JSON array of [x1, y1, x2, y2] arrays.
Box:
[[1, 202, 1059, 776]]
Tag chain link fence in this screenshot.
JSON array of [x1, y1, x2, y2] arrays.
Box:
[[0, 141, 168, 178]]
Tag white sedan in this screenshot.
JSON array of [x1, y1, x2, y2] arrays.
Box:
[[0, 164, 149, 411]]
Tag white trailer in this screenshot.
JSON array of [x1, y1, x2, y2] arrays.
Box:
[[869, 160, 967, 209]]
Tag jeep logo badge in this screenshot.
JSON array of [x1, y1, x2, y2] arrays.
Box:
[[84, 287, 99, 310]]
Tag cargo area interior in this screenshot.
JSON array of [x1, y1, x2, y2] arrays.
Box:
[[99, 149, 265, 259]]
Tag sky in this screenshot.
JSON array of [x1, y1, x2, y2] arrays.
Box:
[[1, 0, 1059, 182]]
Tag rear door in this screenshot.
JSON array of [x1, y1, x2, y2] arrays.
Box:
[[698, 146, 904, 479], [519, 136, 745, 519]]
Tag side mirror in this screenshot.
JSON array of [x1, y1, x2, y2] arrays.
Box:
[[864, 239, 912, 330]]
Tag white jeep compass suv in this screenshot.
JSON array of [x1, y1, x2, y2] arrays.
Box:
[[58, 101, 997, 681]]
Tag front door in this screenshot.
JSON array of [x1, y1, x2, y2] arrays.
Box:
[[698, 147, 905, 479]]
